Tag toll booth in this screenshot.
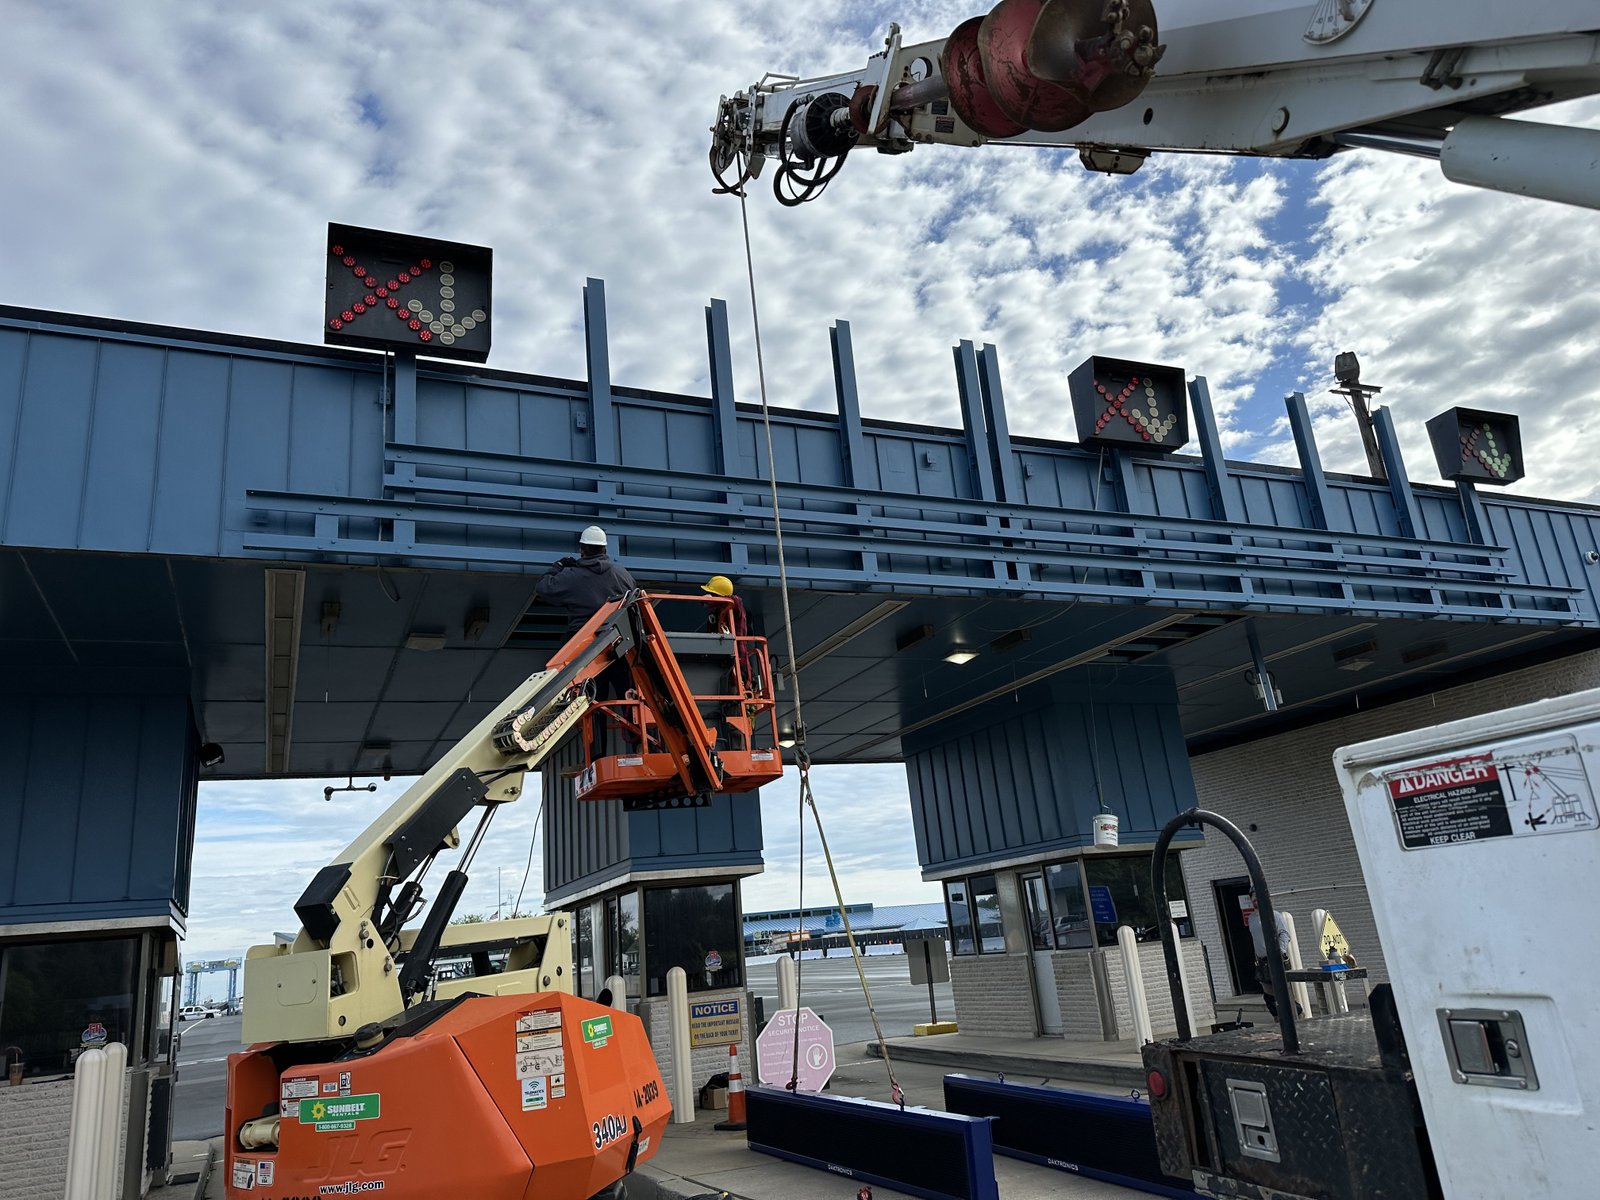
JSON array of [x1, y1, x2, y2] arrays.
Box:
[[0, 691, 198, 1196]]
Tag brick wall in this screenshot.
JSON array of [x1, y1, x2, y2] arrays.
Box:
[[949, 954, 1036, 1036], [1053, 953, 1105, 1039], [0, 1078, 76, 1199], [0, 1070, 131, 1200], [639, 989, 752, 1103], [1185, 648, 1600, 993], [1102, 940, 1214, 1039]]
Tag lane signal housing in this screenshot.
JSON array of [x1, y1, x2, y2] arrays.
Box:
[[1425, 407, 1525, 485], [1068, 355, 1190, 451]]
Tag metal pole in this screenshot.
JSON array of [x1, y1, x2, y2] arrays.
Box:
[[924, 943, 937, 1024]]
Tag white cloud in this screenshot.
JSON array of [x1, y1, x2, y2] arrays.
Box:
[[8, 5, 1599, 953]]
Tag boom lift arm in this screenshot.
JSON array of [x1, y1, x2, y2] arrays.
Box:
[[711, 0, 1600, 210], [242, 590, 780, 1047]]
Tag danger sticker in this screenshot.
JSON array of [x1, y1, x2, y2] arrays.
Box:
[[516, 1010, 561, 1034], [516, 1031, 562, 1052], [232, 1160, 255, 1190], [282, 1076, 319, 1100], [1385, 737, 1598, 849]]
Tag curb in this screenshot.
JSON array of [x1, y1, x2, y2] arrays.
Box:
[[867, 1041, 1146, 1089], [147, 1140, 214, 1200]]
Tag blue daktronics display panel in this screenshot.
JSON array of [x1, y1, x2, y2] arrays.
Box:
[[746, 1086, 999, 1200], [943, 1074, 1197, 1198]]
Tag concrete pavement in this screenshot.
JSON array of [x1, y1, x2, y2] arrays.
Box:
[[636, 1049, 1163, 1200]]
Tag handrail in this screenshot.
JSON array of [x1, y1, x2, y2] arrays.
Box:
[[1153, 807, 1299, 1055]]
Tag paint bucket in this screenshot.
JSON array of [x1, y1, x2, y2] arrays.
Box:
[[1092, 813, 1120, 847]]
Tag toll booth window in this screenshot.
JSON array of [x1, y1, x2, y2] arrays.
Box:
[[606, 891, 640, 984], [945, 880, 976, 955], [945, 875, 1006, 955], [1083, 855, 1192, 947], [970, 874, 1005, 952], [1044, 862, 1094, 949], [643, 883, 743, 997], [0, 937, 138, 1079], [576, 904, 597, 999]]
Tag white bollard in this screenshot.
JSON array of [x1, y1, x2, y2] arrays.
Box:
[[64, 1047, 107, 1200], [602, 974, 628, 1012], [1170, 922, 1198, 1034], [1282, 913, 1313, 1020], [1116, 925, 1154, 1045], [665, 966, 695, 1124], [96, 1041, 127, 1199], [776, 954, 798, 1013]]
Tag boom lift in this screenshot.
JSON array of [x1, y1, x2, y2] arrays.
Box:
[[711, 0, 1600, 209], [226, 591, 781, 1200]]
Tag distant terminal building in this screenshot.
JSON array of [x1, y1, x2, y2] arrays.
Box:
[[743, 903, 949, 955]]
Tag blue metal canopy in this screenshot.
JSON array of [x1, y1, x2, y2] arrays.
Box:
[[1, 292, 1596, 778]]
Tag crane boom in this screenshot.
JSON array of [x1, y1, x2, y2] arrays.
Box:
[[712, 0, 1600, 209]]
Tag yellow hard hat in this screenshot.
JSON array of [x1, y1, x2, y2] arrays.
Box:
[[701, 575, 734, 597]]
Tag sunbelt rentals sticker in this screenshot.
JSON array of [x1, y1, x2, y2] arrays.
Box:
[[300, 1093, 381, 1132]]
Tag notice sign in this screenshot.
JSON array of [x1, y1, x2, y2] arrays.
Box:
[[1385, 737, 1598, 850], [689, 997, 741, 1048]]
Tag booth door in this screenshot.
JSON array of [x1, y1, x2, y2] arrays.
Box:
[[1021, 873, 1063, 1034]]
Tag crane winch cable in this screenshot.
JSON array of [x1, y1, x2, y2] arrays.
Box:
[[736, 184, 904, 1105]]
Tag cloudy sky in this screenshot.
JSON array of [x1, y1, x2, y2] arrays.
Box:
[[5, 3, 1598, 960]]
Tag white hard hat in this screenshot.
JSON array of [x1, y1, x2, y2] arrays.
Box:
[[579, 526, 607, 548]]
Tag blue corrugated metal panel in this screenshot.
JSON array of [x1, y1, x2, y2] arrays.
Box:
[[0, 310, 1593, 629], [0, 691, 197, 925], [1481, 497, 1600, 617], [540, 735, 763, 906], [904, 677, 1199, 875]]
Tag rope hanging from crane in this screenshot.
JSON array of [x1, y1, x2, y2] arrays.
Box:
[[735, 186, 904, 1105]]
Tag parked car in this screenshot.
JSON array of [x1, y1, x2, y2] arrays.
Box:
[[178, 1005, 214, 1022]]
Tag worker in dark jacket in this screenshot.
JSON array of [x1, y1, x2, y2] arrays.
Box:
[[535, 526, 638, 633], [537, 526, 638, 761]]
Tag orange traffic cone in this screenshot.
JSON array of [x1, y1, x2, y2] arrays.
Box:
[[714, 1043, 747, 1131]]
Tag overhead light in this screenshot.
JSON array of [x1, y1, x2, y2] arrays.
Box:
[[1402, 640, 1447, 664], [463, 607, 491, 642], [319, 600, 341, 638], [792, 600, 907, 672], [1333, 350, 1362, 387], [895, 624, 935, 653], [779, 735, 797, 749], [405, 630, 447, 652], [264, 569, 306, 775], [944, 648, 978, 665], [1332, 639, 1378, 672], [990, 628, 1031, 654], [198, 742, 226, 769]]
